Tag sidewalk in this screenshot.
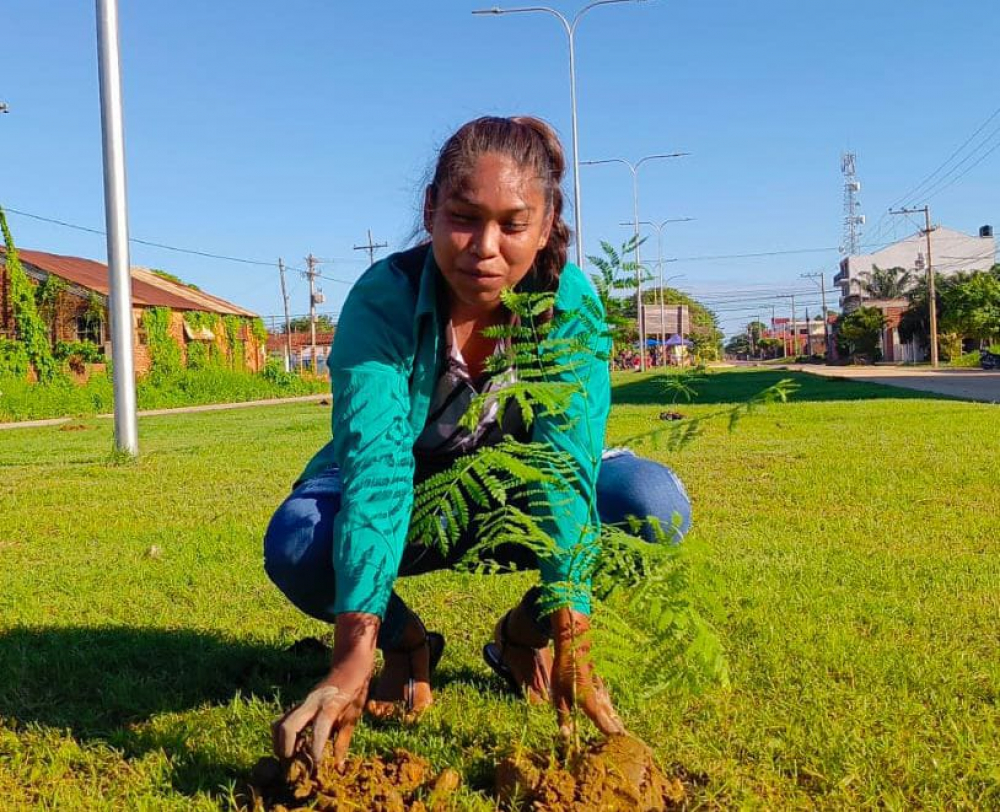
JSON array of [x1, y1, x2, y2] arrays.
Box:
[[786, 364, 1000, 403], [0, 393, 329, 431]]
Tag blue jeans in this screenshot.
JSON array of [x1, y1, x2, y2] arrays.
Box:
[[264, 449, 691, 649]]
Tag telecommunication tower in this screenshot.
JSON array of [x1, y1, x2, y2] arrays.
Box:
[[840, 153, 865, 256]]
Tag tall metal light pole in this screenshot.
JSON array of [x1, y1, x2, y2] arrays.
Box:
[[472, 1, 652, 268], [583, 153, 689, 370], [96, 0, 138, 456], [637, 218, 693, 348]]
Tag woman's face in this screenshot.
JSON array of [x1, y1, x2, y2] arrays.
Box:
[[425, 152, 553, 313]]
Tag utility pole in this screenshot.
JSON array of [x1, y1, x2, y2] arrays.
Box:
[[353, 228, 388, 267], [889, 206, 938, 367], [801, 271, 831, 362], [790, 293, 797, 358], [306, 253, 319, 375], [278, 258, 293, 372]]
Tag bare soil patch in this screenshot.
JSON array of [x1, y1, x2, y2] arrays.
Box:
[[496, 734, 685, 811], [245, 749, 460, 811]]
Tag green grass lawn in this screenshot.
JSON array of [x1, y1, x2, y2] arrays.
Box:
[[1, 370, 997, 809]]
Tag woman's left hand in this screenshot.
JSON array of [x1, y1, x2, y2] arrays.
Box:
[[549, 608, 626, 739]]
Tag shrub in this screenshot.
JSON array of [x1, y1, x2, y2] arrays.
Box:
[[53, 341, 104, 364], [0, 339, 30, 379], [0, 367, 327, 422]]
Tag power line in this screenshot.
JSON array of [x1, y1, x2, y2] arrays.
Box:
[[891, 105, 1000, 207], [6, 206, 284, 268], [923, 135, 1000, 202]]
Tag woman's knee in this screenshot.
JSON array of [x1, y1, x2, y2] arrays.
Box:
[[263, 475, 341, 620], [597, 451, 692, 543]]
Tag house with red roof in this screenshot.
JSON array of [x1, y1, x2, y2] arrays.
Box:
[[1, 247, 265, 375]]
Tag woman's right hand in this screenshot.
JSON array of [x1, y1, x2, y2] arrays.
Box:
[[271, 612, 379, 766]]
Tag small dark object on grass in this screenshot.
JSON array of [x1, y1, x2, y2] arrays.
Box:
[[659, 411, 685, 421], [319, 399, 331, 406], [496, 734, 684, 811], [59, 423, 91, 431]]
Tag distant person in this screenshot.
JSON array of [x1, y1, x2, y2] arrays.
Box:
[[263, 116, 692, 764]]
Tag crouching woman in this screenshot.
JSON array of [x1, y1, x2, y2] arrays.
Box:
[[263, 116, 692, 764]]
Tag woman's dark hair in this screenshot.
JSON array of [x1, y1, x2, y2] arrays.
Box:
[[425, 115, 571, 294]]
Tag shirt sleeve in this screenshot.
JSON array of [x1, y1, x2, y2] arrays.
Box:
[[329, 271, 417, 618], [530, 297, 611, 617]]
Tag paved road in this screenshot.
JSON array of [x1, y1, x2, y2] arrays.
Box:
[[787, 364, 1000, 403], [0, 393, 329, 431]]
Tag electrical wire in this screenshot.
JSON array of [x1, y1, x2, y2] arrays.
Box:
[[5, 206, 287, 268]]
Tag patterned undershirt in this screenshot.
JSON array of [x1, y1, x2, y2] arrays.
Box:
[[413, 320, 527, 473]]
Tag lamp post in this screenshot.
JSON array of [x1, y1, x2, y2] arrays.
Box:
[[472, 1, 651, 268], [96, 0, 138, 456], [583, 153, 689, 370], [630, 218, 693, 349]]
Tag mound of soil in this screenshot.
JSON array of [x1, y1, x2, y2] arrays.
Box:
[[245, 749, 460, 812], [495, 734, 684, 811]]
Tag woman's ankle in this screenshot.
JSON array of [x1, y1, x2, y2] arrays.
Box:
[[501, 603, 550, 650]]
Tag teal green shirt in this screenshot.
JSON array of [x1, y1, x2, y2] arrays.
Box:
[[297, 246, 610, 618]]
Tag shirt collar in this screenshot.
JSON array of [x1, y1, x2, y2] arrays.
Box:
[[415, 244, 440, 320]]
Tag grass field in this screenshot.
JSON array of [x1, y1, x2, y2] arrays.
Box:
[[1, 369, 998, 809]]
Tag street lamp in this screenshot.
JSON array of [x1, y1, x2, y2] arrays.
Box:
[[472, 1, 652, 268], [96, 0, 139, 456], [583, 153, 689, 370], [626, 218, 693, 349]]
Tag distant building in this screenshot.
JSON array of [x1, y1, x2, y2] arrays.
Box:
[[641, 303, 690, 340], [834, 225, 995, 312], [769, 316, 831, 357], [1, 247, 265, 375], [265, 330, 335, 373]]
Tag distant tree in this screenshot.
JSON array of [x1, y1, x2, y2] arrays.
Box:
[[724, 333, 751, 356], [287, 314, 336, 333], [860, 265, 914, 299], [757, 337, 783, 359], [939, 271, 1000, 345], [836, 306, 886, 360]]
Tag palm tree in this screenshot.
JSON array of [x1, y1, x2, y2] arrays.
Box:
[[859, 265, 914, 299]]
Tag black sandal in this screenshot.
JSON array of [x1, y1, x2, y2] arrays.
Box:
[[482, 610, 551, 699], [402, 631, 445, 713], [373, 625, 445, 714]]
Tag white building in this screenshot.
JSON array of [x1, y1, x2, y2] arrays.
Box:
[[834, 225, 995, 311]]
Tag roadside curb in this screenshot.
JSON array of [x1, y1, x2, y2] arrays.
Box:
[[0, 393, 329, 431]]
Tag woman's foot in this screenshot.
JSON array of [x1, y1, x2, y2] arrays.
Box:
[[484, 605, 553, 704], [365, 623, 444, 720]]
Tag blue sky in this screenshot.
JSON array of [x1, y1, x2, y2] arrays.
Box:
[[2, 1, 998, 336]]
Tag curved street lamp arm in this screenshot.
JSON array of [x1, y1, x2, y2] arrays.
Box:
[[582, 157, 636, 174], [472, 6, 571, 36], [572, 0, 637, 33], [634, 151, 690, 169]]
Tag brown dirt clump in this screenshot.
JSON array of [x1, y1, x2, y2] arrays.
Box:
[[244, 748, 460, 812], [496, 734, 684, 811]]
